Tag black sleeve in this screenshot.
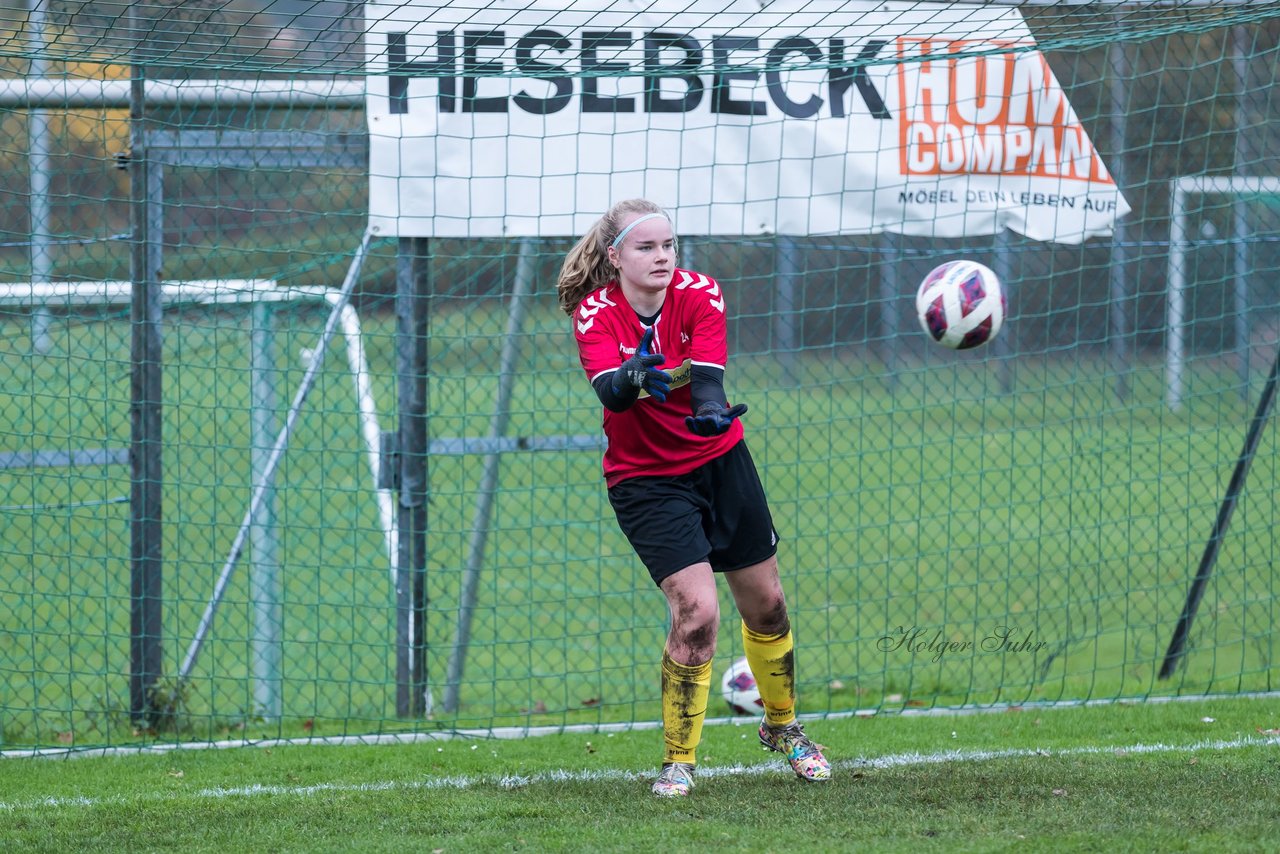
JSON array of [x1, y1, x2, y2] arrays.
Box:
[[689, 364, 729, 413], [591, 370, 640, 412]]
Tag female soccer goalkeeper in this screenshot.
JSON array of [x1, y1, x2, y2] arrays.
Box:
[[556, 198, 831, 797]]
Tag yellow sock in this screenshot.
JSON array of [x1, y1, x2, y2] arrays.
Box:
[[660, 651, 712, 765], [741, 622, 796, 727]]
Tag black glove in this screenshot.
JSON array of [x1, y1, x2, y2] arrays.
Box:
[[612, 327, 672, 403], [685, 401, 748, 436]]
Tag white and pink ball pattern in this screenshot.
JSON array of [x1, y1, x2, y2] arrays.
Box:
[[915, 259, 1007, 350]]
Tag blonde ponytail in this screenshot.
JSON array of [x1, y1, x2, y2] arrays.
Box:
[[556, 198, 671, 315]]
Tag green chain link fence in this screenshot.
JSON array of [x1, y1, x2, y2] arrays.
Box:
[[1, 1, 1279, 749]]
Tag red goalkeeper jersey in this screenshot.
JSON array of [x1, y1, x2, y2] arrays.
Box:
[[574, 268, 744, 487]]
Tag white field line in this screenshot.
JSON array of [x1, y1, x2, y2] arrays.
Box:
[[5, 689, 1280, 761], [1, 733, 1277, 813]]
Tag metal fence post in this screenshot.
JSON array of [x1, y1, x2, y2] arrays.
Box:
[[1232, 25, 1252, 400], [1108, 25, 1132, 402], [775, 235, 799, 381], [129, 7, 164, 725], [444, 238, 536, 713], [993, 228, 1014, 394], [250, 301, 282, 720], [396, 237, 430, 718], [879, 232, 902, 389], [27, 0, 53, 355]]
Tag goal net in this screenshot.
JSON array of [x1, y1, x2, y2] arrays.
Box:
[[2, 0, 1278, 748]]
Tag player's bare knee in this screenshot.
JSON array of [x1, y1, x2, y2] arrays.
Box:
[[746, 598, 789, 637], [672, 610, 719, 660]]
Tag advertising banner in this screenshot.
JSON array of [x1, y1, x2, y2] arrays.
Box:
[[365, 0, 1129, 242]]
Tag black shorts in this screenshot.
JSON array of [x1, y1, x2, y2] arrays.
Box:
[[607, 440, 779, 586]]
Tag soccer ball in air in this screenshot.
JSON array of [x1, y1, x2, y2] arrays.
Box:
[[915, 259, 1006, 350], [721, 656, 764, 716]]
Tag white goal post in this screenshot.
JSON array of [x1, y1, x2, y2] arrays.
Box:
[[2, 277, 395, 718], [1, 282, 391, 561], [1167, 175, 1280, 411]]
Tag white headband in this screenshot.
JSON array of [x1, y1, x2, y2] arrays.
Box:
[[610, 212, 669, 250]]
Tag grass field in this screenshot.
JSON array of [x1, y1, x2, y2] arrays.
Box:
[[2, 697, 1279, 851], [2, 297, 1278, 747]]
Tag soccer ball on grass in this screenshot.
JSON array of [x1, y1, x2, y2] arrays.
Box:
[[915, 259, 1006, 350], [721, 656, 764, 716]]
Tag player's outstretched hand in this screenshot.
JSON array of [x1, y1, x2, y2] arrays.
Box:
[[613, 327, 672, 402], [685, 401, 748, 436]]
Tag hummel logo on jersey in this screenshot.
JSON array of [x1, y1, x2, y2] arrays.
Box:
[[673, 270, 724, 313], [577, 288, 618, 333]]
